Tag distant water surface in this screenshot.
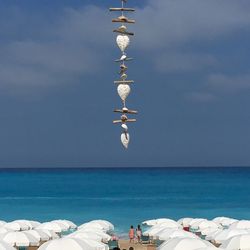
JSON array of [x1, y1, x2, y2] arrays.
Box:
[[0, 167, 250, 235]]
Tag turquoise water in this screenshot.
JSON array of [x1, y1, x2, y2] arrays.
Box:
[[0, 167, 250, 236]]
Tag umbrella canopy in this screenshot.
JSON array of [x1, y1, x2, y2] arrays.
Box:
[[0, 231, 39, 247], [213, 229, 249, 244], [189, 219, 206, 227], [200, 227, 221, 236], [36, 222, 67, 233], [80, 220, 114, 232], [13, 220, 40, 229], [205, 229, 223, 241], [144, 225, 179, 237], [157, 237, 213, 250], [212, 217, 231, 224], [67, 232, 105, 242], [38, 238, 108, 250], [157, 229, 197, 241], [70, 231, 111, 242], [34, 229, 59, 240], [52, 220, 77, 230], [221, 234, 250, 250], [0, 222, 6, 227], [143, 218, 177, 227], [25, 230, 50, 242], [0, 241, 16, 250], [0, 228, 12, 235], [220, 218, 238, 228], [191, 220, 219, 231], [230, 220, 250, 230], [4, 222, 29, 231], [177, 218, 193, 227], [195, 248, 221, 250]]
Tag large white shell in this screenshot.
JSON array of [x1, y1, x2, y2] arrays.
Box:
[[117, 84, 131, 101], [121, 132, 130, 149], [121, 124, 128, 131], [116, 35, 130, 53]]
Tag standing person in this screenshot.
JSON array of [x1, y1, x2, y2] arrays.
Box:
[[129, 225, 134, 243], [136, 225, 142, 243]]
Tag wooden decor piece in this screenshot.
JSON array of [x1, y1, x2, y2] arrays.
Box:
[[110, 0, 137, 149]]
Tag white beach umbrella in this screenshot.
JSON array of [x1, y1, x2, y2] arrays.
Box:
[[74, 230, 111, 242], [0, 231, 39, 247], [230, 220, 250, 230], [157, 229, 198, 241], [0, 241, 16, 250], [221, 234, 250, 250], [0, 228, 12, 235], [0, 222, 6, 227], [38, 238, 108, 250], [13, 220, 41, 229], [220, 218, 238, 228], [79, 220, 114, 232], [34, 229, 59, 240], [200, 227, 221, 237], [4, 221, 29, 231], [213, 229, 249, 244], [205, 229, 223, 241], [36, 222, 67, 233], [25, 230, 50, 242], [195, 248, 221, 250], [189, 219, 207, 227], [142, 219, 157, 226], [212, 217, 231, 224], [52, 220, 77, 230], [177, 218, 193, 227], [143, 218, 178, 227], [67, 231, 111, 242], [191, 220, 219, 231], [144, 224, 179, 237], [157, 237, 213, 250]]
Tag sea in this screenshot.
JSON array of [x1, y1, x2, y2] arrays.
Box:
[[0, 167, 250, 236]]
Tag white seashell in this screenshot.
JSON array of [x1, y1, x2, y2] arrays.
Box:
[[121, 132, 130, 149], [121, 73, 127, 80], [117, 84, 131, 101], [116, 35, 130, 53], [121, 124, 128, 131]]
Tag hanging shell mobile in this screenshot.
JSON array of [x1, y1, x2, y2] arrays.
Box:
[[110, 0, 138, 149]]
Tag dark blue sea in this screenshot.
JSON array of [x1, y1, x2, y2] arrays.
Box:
[[0, 167, 250, 235]]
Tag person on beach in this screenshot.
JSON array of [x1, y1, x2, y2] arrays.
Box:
[[136, 225, 142, 243], [129, 225, 134, 243]]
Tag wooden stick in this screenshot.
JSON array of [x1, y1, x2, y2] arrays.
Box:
[[113, 29, 134, 36], [114, 80, 134, 84], [114, 109, 138, 114], [112, 18, 135, 24], [109, 8, 135, 12], [113, 119, 137, 124]]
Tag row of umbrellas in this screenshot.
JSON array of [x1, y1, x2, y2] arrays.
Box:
[[0, 219, 114, 250], [142, 217, 250, 250]]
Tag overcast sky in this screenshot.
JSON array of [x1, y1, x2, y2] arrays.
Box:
[[0, 0, 250, 168]]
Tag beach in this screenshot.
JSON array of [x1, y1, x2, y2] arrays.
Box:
[[1, 167, 250, 235]]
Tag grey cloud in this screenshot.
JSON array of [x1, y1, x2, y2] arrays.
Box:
[[185, 92, 217, 102], [208, 73, 250, 92], [135, 0, 250, 50], [155, 53, 217, 73], [0, 5, 111, 92]]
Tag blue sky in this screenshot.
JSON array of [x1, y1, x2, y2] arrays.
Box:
[[0, 0, 250, 167]]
